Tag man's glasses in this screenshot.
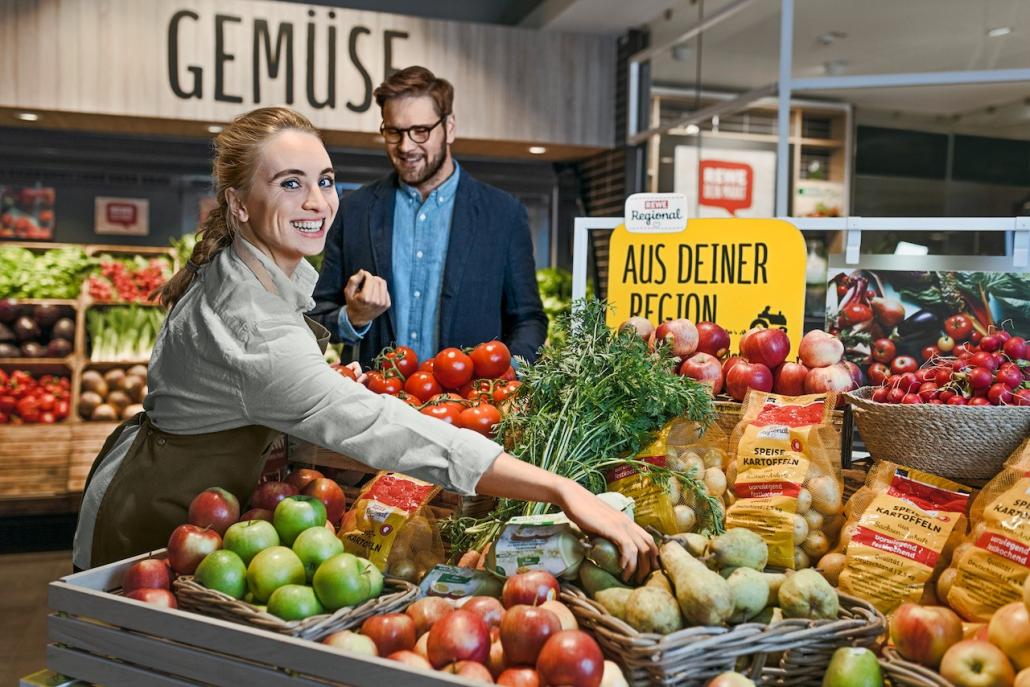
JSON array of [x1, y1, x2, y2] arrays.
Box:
[[380, 115, 447, 144]]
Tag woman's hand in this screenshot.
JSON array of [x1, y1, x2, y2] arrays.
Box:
[[345, 361, 367, 385]]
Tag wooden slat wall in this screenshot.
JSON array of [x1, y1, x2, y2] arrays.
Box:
[[0, 0, 616, 148]]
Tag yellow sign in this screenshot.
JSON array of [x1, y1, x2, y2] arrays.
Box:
[[605, 218, 807, 356]]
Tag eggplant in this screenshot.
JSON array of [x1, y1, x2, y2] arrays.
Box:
[[21, 341, 46, 357], [0, 342, 20, 357], [0, 322, 14, 343], [0, 299, 18, 323], [13, 316, 40, 342], [46, 338, 72, 357], [51, 317, 75, 341], [33, 304, 60, 328], [896, 309, 941, 339]]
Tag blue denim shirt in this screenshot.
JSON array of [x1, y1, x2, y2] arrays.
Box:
[[337, 164, 460, 362]]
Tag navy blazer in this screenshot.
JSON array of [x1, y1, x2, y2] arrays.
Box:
[[308, 171, 548, 370]]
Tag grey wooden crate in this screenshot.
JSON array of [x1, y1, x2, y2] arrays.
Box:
[[48, 550, 474, 687]]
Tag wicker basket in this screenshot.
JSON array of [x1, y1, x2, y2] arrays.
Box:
[[561, 585, 885, 686], [172, 576, 418, 641], [845, 387, 1030, 484], [881, 648, 953, 687]]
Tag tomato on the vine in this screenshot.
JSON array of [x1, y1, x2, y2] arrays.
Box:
[[418, 359, 435, 374], [457, 403, 501, 437], [462, 379, 494, 403], [469, 341, 511, 379], [499, 367, 517, 382], [393, 391, 422, 409], [944, 315, 972, 341], [366, 371, 403, 395], [420, 401, 463, 425], [330, 363, 358, 381], [433, 348, 474, 389], [378, 346, 418, 379], [403, 371, 442, 403], [491, 380, 521, 404]]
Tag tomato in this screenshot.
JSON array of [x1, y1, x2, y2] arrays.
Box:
[[0, 395, 15, 414], [418, 359, 435, 374], [37, 393, 56, 412], [871, 338, 896, 364], [462, 379, 494, 403], [944, 314, 973, 341], [890, 356, 918, 375], [403, 371, 442, 403], [0, 412, 7, 423], [841, 302, 873, 325], [867, 363, 890, 386], [54, 399, 70, 419], [433, 348, 474, 389], [420, 403, 463, 425], [378, 346, 418, 379], [936, 335, 955, 353], [366, 371, 403, 395], [492, 380, 522, 404], [330, 363, 358, 381], [39, 411, 56, 424], [470, 341, 511, 379], [457, 403, 501, 437], [836, 282, 850, 298], [393, 391, 422, 409], [16, 396, 39, 418]]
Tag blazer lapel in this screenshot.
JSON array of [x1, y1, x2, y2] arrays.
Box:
[[439, 174, 478, 345], [369, 176, 397, 340]]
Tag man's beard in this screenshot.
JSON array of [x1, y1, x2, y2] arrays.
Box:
[[392, 139, 447, 187]]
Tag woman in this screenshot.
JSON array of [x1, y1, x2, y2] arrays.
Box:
[[73, 107, 656, 580]]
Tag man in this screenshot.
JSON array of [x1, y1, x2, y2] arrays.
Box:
[[309, 66, 548, 370]]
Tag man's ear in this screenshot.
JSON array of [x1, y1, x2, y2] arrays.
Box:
[[226, 188, 248, 223], [445, 113, 456, 145]]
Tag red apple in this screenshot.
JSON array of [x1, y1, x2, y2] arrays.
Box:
[[285, 468, 324, 492], [536, 630, 604, 687], [361, 613, 417, 657], [539, 600, 578, 631], [678, 352, 724, 395], [302, 478, 346, 526], [125, 588, 178, 609], [121, 558, 171, 594], [488, 636, 507, 678], [239, 507, 274, 523], [188, 487, 240, 536], [322, 630, 378, 656], [804, 363, 857, 394], [502, 571, 561, 608], [414, 632, 430, 660], [427, 609, 491, 668], [798, 330, 845, 368], [444, 661, 495, 683], [166, 524, 222, 575], [501, 605, 562, 666], [843, 360, 864, 387], [248, 481, 298, 511], [498, 668, 542, 687], [988, 602, 1030, 671], [388, 650, 433, 670], [696, 322, 730, 358], [725, 361, 773, 402], [407, 596, 455, 636], [889, 603, 964, 669], [723, 355, 745, 378], [619, 317, 654, 344], [740, 328, 790, 369], [654, 319, 699, 359], [939, 640, 1015, 687], [773, 361, 809, 396], [463, 595, 506, 627]]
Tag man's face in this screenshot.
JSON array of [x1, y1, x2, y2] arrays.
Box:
[[382, 95, 454, 186]]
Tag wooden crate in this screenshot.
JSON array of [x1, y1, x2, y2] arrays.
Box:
[[48, 551, 469, 687], [68, 422, 118, 492], [713, 398, 854, 467], [0, 424, 72, 497]]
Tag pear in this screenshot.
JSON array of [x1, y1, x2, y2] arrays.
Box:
[[778, 568, 839, 620], [660, 541, 733, 626], [710, 528, 769, 571], [625, 586, 684, 634], [727, 567, 770, 623]]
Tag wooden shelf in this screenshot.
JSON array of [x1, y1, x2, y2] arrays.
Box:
[[0, 298, 79, 307], [83, 359, 150, 369], [83, 299, 162, 309]]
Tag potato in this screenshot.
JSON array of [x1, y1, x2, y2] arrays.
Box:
[[704, 468, 727, 498], [793, 514, 810, 545], [702, 448, 725, 470], [803, 509, 825, 532], [808, 476, 843, 516], [796, 488, 812, 515], [666, 476, 682, 506], [674, 505, 696, 533], [816, 552, 846, 586], [801, 531, 830, 559]]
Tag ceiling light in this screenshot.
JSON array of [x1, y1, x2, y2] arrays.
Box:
[[16, 112, 39, 121], [206, 124, 223, 133], [672, 43, 692, 62], [987, 26, 1012, 38], [528, 146, 547, 155], [823, 59, 848, 76], [685, 124, 700, 136]]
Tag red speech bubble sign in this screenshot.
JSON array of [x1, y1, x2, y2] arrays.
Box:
[[106, 202, 138, 227], [698, 160, 753, 216]]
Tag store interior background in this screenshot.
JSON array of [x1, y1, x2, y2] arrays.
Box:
[[1, 0, 1029, 680]]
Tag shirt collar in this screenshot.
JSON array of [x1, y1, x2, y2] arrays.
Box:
[[234, 236, 317, 313], [398, 160, 461, 207]]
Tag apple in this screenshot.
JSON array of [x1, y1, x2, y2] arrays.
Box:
[[246, 545, 305, 603], [488, 636, 507, 678], [601, 661, 629, 687], [223, 519, 279, 567], [273, 495, 327, 546], [312, 552, 383, 610], [125, 588, 178, 609], [1017, 669, 1030, 687], [679, 352, 724, 395], [889, 603, 964, 669], [773, 361, 809, 396], [498, 668, 541, 687], [292, 526, 344, 581], [798, 330, 844, 368], [361, 613, 417, 656], [654, 319, 699, 359], [539, 600, 578, 631], [463, 596, 506, 628], [725, 360, 773, 402], [188, 487, 240, 536], [285, 468, 324, 492], [267, 584, 324, 620], [121, 558, 171, 594], [387, 650, 433, 670], [239, 508, 274, 523], [248, 481, 298, 511], [740, 327, 790, 369], [502, 571, 561, 608], [804, 363, 857, 394], [988, 602, 1030, 671], [322, 630, 378, 657], [444, 661, 495, 683], [619, 317, 654, 344], [166, 524, 222, 575], [706, 673, 755, 687], [427, 609, 491, 668], [302, 478, 347, 526], [415, 632, 430, 660], [696, 322, 730, 359], [843, 361, 864, 387], [536, 630, 604, 687], [723, 355, 745, 378], [822, 647, 882, 687], [871, 297, 905, 328], [940, 640, 1015, 687], [194, 550, 248, 599], [407, 596, 455, 635], [501, 605, 562, 666]]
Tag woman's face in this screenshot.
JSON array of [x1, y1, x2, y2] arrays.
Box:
[[238, 129, 338, 272]]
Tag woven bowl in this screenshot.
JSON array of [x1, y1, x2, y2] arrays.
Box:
[[845, 387, 1030, 484], [880, 648, 953, 687], [173, 576, 418, 641]]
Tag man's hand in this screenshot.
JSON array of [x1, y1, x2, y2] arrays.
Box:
[[343, 270, 390, 327]]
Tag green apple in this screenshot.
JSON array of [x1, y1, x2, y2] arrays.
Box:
[[292, 526, 344, 582], [246, 546, 305, 603], [267, 584, 325, 621], [312, 553, 384, 611], [194, 550, 247, 599], [273, 496, 327, 547], [822, 647, 883, 687], [223, 520, 280, 566]]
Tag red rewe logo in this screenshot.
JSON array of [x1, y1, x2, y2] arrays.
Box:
[[106, 202, 138, 227], [699, 160, 753, 216]]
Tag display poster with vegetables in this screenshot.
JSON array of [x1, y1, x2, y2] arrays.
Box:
[[826, 269, 1030, 383], [1, 186, 55, 240], [606, 194, 807, 356]]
